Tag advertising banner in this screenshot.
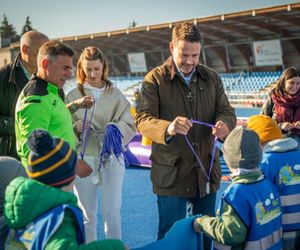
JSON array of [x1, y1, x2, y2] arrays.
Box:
[[127, 52, 147, 73], [253, 39, 282, 66]]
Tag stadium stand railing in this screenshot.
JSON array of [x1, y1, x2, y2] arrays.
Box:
[[64, 71, 282, 108]]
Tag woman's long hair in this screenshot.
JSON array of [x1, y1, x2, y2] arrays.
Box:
[[76, 46, 112, 96]]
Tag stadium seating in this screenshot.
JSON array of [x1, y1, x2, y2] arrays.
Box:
[[220, 71, 282, 93], [64, 71, 282, 100]]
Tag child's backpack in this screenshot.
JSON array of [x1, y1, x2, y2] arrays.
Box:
[[5, 204, 85, 250]]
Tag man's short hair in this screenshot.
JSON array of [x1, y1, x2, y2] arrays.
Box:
[[37, 40, 75, 64], [172, 23, 202, 45]]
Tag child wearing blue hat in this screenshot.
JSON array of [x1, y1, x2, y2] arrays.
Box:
[[4, 129, 126, 250]]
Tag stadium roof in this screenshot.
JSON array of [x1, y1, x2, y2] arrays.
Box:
[[25, 3, 300, 75], [62, 3, 300, 46]]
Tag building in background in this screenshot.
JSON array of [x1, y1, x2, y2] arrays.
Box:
[[1, 3, 299, 76]]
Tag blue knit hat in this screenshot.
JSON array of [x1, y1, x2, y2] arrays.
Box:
[[26, 129, 77, 188]]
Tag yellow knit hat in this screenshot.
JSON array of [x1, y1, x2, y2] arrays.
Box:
[[247, 115, 282, 145]]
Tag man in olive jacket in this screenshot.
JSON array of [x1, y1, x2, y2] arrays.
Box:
[[134, 23, 236, 248], [0, 31, 49, 158]]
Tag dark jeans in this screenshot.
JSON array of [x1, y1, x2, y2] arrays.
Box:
[[157, 192, 216, 250]]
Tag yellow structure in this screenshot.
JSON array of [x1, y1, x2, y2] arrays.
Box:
[[130, 106, 152, 145], [142, 135, 152, 146], [130, 106, 136, 117]]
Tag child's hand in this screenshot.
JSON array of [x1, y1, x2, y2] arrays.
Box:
[[281, 122, 293, 131], [193, 218, 201, 233], [292, 121, 300, 129]]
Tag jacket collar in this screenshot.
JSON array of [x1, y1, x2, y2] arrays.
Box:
[[263, 137, 298, 153], [230, 169, 264, 183], [8, 53, 24, 85], [164, 56, 208, 82], [47, 81, 59, 95], [31, 74, 64, 99], [31, 74, 48, 84]]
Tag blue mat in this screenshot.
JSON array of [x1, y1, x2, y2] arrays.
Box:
[[133, 217, 203, 250], [96, 167, 230, 248]]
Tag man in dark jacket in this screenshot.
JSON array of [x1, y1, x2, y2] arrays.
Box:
[[134, 23, 236, 249], [0, 31, 49, 158]]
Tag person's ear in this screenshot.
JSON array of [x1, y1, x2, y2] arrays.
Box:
[[41, 58, 49, 70], [169, 42, 174, 55], [21, 44, 29, 55]]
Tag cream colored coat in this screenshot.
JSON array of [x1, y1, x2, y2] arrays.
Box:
[[66, 86, 136, 158]]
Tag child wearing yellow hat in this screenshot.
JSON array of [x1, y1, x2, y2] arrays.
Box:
[[248, 115, 300, 250]]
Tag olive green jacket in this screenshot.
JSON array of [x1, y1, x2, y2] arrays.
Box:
[[135, 57, 236, 197]]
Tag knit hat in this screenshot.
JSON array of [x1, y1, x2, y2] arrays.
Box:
[[27, 129, 77, 188], [223, 126, 262, 170], [247, 115, 282, 145], [0, 157, 27, 215]]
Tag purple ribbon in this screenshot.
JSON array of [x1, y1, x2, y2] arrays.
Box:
[[80, 103, 95, 160], [185, 120, 218, 182], [191, 119, 214, 129]]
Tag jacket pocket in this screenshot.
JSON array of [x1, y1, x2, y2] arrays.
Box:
[[150, 145, 180, 188]]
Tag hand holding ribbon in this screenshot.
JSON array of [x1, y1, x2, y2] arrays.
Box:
[[212, 120, 230, 140]]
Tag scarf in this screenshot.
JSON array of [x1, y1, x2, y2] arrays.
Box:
[[272, 90, 300, 135]]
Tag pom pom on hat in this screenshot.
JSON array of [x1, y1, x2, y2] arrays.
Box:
[[247, 115, 282, 145], [27, 129, 54, 155]]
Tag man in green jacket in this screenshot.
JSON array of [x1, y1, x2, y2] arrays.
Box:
[[134, 22, 236, 248], [4, 129, 126, 250], [0, 31, 49, 158], [15, 40, 93, 177]]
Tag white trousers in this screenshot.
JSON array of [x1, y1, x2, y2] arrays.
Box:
[[73, 155, 125, 242]]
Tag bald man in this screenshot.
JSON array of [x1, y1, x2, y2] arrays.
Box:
[[0, 31, 49, 158]]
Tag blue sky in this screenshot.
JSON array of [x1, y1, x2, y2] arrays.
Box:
[[1, 0, 297, 39]]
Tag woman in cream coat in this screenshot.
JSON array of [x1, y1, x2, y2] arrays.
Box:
[[66, 47, 135, 242]]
